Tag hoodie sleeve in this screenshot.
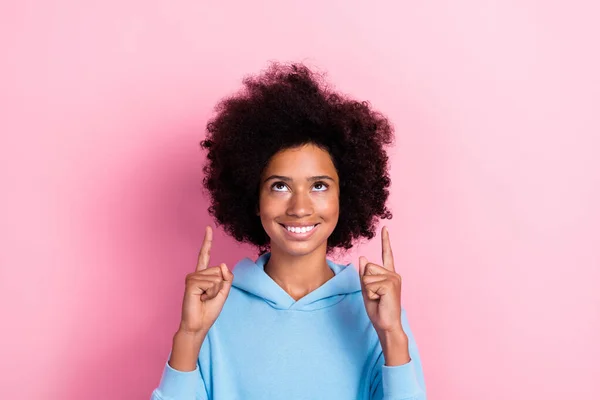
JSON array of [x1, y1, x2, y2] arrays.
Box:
[[150, 356, 209, 400], [370, 308, 427, 400]]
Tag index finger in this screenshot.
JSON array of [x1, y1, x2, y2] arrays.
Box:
[[381, 226, 395, 271], [196, 226, 213, 272]]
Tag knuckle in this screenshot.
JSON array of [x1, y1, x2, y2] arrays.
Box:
[[185, 273, 196, 282]]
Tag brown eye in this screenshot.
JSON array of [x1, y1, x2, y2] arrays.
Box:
[[313, 182, 328, 191], [271, 182, 289, 192]]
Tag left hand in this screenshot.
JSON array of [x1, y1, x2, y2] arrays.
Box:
[[359, 226, 404, 335]]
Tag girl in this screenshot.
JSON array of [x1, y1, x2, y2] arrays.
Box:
[[151, 63, 426, 399]]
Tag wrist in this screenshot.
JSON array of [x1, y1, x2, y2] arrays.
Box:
[[175, 327, 208, 343], [177, 321, 210, 337], [377, 326, 407, 342], [169, 329, 207, 372], [378, 328, 410, 366]]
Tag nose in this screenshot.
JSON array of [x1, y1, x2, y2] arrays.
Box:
[[286, 191, 313, 218]]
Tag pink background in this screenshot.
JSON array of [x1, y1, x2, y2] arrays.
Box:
[[1, 1, 599, 399]]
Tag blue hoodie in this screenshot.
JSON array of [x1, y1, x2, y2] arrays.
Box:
[[151, 253, 426, 400]]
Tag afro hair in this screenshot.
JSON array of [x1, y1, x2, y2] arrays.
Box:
[[200, 62, 394, 255]]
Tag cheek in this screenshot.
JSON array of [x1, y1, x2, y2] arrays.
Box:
[[316, 194, 340, 218], [258, 193, 283, 223]]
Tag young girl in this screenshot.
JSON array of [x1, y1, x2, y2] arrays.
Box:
[[151, 63, 426, 399]]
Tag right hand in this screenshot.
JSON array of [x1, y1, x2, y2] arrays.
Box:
[[178, 225, 234, 335]]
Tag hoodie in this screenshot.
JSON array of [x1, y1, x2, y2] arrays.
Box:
[[151, 253, 426, 400]]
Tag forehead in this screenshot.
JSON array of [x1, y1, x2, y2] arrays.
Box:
[[263, 144, 338, 177]]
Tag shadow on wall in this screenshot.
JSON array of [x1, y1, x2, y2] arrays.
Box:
[[59, 122, 253, 399]]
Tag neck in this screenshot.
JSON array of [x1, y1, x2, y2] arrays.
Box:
[[264, 244, 335, 301]]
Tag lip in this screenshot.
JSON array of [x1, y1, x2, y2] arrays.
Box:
[[279, 222, 319, 227], [279, 223, 320, 240]]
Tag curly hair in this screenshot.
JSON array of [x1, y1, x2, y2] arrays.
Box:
[[200, 62, 394, 255]]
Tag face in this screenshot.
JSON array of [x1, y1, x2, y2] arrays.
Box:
[[257, 143, 340, 257]]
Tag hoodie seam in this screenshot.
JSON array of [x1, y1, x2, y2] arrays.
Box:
[[263, 292, 362, 311]]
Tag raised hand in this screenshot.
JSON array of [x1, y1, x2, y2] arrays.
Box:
[[179, 226, 234, 335], [359, 226, 404, 335]]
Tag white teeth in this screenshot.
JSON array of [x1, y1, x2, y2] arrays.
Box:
[[286, 225, 315, 233]]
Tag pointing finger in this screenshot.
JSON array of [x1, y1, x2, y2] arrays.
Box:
[[196, 226, 213, 272], [381, 226, 395, 271]]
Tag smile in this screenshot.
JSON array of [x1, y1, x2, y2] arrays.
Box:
[[285, 225, 316, 233], [279, 223, 320, 240]]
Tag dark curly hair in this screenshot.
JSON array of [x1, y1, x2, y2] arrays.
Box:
[[200, 62, 394, 255]]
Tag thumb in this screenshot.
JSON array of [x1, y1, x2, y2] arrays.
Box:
[[359, 256, 368, 277], [219, 263, 233, 286]]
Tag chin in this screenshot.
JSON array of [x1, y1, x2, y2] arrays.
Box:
[[271, 241, 321, 257], [268, 232, 329, 258]]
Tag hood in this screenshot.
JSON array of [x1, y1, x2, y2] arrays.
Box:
[[231, 252, 362, 311]]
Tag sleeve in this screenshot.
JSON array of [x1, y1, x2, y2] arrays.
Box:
[[150, 353, 209, 400], [370, 308, 427, 400]]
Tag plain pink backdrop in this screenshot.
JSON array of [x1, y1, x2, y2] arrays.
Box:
[[1, 1, 598, 399]]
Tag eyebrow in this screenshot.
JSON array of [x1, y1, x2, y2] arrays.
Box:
[[263, 175, 336, 183]]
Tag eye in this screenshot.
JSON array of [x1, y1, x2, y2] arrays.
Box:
[[313, 181, 329, 191], [271, 182, 289, 192]]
